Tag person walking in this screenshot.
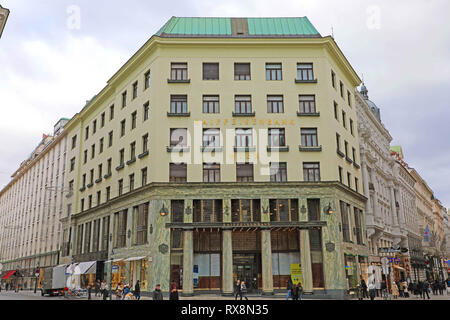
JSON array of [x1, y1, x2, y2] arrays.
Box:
[[422, 280, 430, 299], [286, 278, 293, 300], [102, 282, 109, 300], [368, 282, 376, 300], [134, 280, 141, 300], [356, 284, 363, 300], [240, 281, 248, 300], [360, 277, 368, 299], [153, 284, 163, 300], [439, 281, 444, 295], [169, 286, 179, 300], [392, 282, 399, 299], [94, 279, 100, 297], [295, 283, 303, 301], [380, 279, 387, 299], [403, 281, 409, 298], [235, 279, 242, 300]]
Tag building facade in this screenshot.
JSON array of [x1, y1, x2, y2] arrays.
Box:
[[59, 17, 368, 298], [0, 119, 69, 289], [0, 5, 10, 39], [356, 84, 414, 293]]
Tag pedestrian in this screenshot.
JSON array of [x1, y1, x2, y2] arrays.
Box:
[[356, 284, 363, 300], [88, 285, 92, 300], [295, 283, 303, 301], [422, 280, 430, 299], [403, 281, 409, 298], [153, 284, 163, 300], [134, 280, 141, 300], [392, 282, 399, 299], [123, 284, 131, 300], [368, 282, 376, 300], [286, 278, 293, 300], [95, 279, 100, 297], [360, 277, 368, 299], [100, 280, 106, 297], [234, 279, 242, 300], [102, 282, 109, 300], [240, 281, 248, 300], [439, 281, 444, 295], [398, 281, 404, 298], [380, 279, 387, 299], [169, 286, 179, 300]]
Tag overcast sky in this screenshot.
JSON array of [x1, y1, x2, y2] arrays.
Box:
[[0, 0, 449, 207]]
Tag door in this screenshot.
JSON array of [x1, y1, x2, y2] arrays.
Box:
[[233, 254, 259, 293]]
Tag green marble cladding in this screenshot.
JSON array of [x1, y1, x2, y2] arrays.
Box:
[[70, 181, 367, 293]]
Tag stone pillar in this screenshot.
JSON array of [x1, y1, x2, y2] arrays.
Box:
[[222, 229, 233, 296], [69, 224, 77, 257], [261, 229, 273, 295], [300, 229, 313, 293], [182, 230, 194, 296], [98, 218, 103, 252], [389, 185, 399, 228], [126, 208, 133, 248], [81, 223, 86, 254], [89, 222, 95, 253]]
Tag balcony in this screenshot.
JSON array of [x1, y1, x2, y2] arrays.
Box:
[[267, 146, 289, 152], [126, 158, 136, 166], [167, 112, 190, 117], [297, 111, 320, 117], [234, 146, 256, 152], [95, 178, 102, 184], [295, 78, 318, 84], [116, 164, 125, 171], [167, 146, 190, 153], [201, 146, 223, 152], [104, 173, 112, 180], [167, 79, 190, 84], [138, 151, 149, 159], [299, 145, 322, 152]]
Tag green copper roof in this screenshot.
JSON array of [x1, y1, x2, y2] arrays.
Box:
[[156, 17, 320, 38]]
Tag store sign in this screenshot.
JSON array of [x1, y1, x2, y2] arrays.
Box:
[[290, 264, 303, 286], [148, 257, 152, 262], [379, 246, 408, 253], [193, 265, 199, 287], [112, 265, 119, 274]]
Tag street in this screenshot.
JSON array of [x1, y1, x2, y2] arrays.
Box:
[[1, 290, 449, 301]]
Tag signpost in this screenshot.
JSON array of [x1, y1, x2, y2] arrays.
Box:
[[290, 264, 303, 286]]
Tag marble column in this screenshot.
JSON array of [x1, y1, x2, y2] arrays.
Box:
[[89, 222, 95, 253], [261, 229, 273, 295], [222, 229, 233, 296], [69, 224, 77, 257], [300, 229, 313, 293], [182, 230, 194, 296]]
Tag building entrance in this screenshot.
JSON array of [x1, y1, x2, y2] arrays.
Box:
[[233, 253, 261, 293]]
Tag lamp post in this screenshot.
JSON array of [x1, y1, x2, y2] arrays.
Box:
[[109, 249, 114, 300]]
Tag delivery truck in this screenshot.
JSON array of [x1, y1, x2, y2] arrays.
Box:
[[41, 265, 67, 296]]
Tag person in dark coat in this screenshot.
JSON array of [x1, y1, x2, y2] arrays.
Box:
[[295, 283, 303, 300], [153, 284, 163, 300], [422, 280, 430, 299], [234, 279, 242, 300], [360, 277, 368, 299], [134, 280, 141, 300], [169, 286, 179, 300], [286, 278, 294, 300]]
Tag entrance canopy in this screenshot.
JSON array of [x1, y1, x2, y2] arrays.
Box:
[[73, 261, 97, 275], [1, 270, 16, 280], [125, 256, 147, 262]]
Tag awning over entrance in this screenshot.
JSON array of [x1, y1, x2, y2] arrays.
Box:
[[65, 263, 79, 275], [112, 258, 124, 263], [125, 256, 147, 262], [73, 261, 97, 275], [393, 265, 406, 271], [1, 270, 16, 280]]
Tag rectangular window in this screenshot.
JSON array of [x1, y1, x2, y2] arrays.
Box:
[[142, 134, 149, 153], [83, 150, 88, 164], [340, 81, 344, 98], [97, 191, 101, 206], [134, 203, 149, 245], [171, 200, 184, 223], [115, 210, 127, 248], [85, 126, 89, 140], [101, 112, 105, 127], [129, 174, 135, 191], [71, 135, 77, 150], [193, 200, 223, 223], [303, 162, 320, 182], [144, 70, 150, 89], [344, 141, 349, 158], [102, 216, 110, 251], [107, 158, 112, 175], [118, 179, 123, 196], [355, 178, 359, 193], [170, 128, 188, 147], [236, 163, 254, 182], [301, 128, 318, 147], [235, 128, 252, 147], [203, 128, 220, 147], [70, 158, 75, 172], [133, 82, 138, 99], [203, 163, 220, 182], [131, 111, 137, 130], [347, 172, 351, 188], [108, 131, 113, 147], [171, 63, 188, 80], [352, 147, 356, 162], [203, 63, 219, 80], [99, 138, 104, 154], [143, 102, 150, 121], [119, 149, 124, 166], [130, 142, 136, 160], [299, 95, 316, 114], [266, 63, 282, 80], [90, 169, 94, 184], [354, 207, 363, 244], [93, 120, 97, 134], [120, 120, 126, 137], [307, 199, 320, 221], [98, 164, 102, 179], [350, 119, 354, 136], [336, 134, 341, 152], [334, 102, 338, 120], [235, 95, 252, 114], [122, 91, 127, 108], [170, 95, 188, 114], [270, 162, 287, 182], [88, 195, 92, 209], [170, 163, 187, 182], [82, 174, 86, 188], [297, 63, 314, 81], [331, 70, 336, 88], [110, 105, 114, 120], [91, 144, 95, 159], [340, 201, 351, 242], [81, 199, 85, 212], [267, 95, 284, 113], [231, 199, 261, 222], [203, 95, 219, 114], [342, 111, 347, 128], [234, 63, 250, 80], [269, 199, 298, 222], [347, 90, 352, 107], [141, 167, 147, 186], [268, 128, 286, 147], [106, 187, 111, 201], [338, 166, 343, 183]]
